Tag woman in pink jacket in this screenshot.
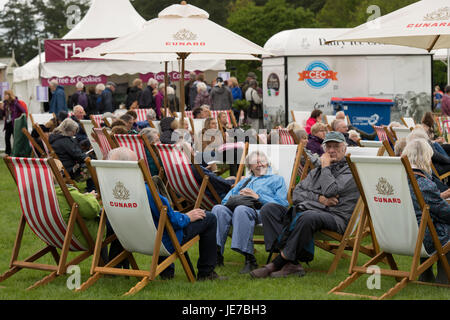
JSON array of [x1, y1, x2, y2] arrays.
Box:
[[304, 109, 323, 135]]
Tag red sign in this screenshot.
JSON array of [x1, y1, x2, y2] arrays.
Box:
[[44, 39, 114, 62], [406, 22, 450, 28], [298, 70, 338, 81], [41, 75, 107, 86]]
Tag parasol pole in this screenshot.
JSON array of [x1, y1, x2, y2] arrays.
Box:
[[164, 61, 169, 117], [178, 52, 190, 128]]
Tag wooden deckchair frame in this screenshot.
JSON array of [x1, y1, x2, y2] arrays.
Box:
[[21, 127, 45, 158], [76, 159, 199, 296], [32, 123, 80, 189], [329, 155, 450, 299], [400, 116, 416, 129], [29, 113, 56, 128], [0, 156, 111, 290]]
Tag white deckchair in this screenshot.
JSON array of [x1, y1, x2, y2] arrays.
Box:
[[80, 120, 103, 160], [392, 126, 412, 141], [330, 155, 450, 299], [290, 110, 310, 127], [401, 117, 416, 129], [77, 159, 199, 295]]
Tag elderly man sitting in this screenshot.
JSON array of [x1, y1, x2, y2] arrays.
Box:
[[251, 132, 360, 278], [331, 119, 359, 146]]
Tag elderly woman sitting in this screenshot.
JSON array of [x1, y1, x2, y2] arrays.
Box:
[[402, 138, 450, 284], [306, 122, 327, 156], [211, 150, 288, 274]]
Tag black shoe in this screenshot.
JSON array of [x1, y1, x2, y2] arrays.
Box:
[[217, 252, 224, 267], [197, 271, 228, 281], [239, 261, 258, 274]]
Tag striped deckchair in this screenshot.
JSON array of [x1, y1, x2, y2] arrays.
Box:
[[271, 128, 298, 145], [372, 125, 390, 142], [0, 157, 98, 290], [154, 144, 221, 211], [135, 109, 148, 122], [210, 110, 237, 127], [90, 115, 104, 128], [92, 128, 117, 159], [114, 134, 148, 166]]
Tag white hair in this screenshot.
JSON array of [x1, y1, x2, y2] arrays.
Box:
[[158, 83, 165, 90], [95, 83, 105, 94], [76, 81, 84, 89], [166, 86, 175, 95], [140, 128, 160, 144], [49, 79, 59, 87], [402, 138, 433, 174], [348, 129, 360, 139], [146, 109, 157, 121], [245, 150, 270, 170], [197, 82, 207, 92], [406, 128, 429, 143], [147, 78, 158, 87], [52, 118, 78, 136]]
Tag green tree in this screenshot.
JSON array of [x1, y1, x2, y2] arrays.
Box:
[[226, 0, 316, 82]]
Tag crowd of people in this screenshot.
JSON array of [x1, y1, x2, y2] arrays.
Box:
[[2, 74, 450, 286]]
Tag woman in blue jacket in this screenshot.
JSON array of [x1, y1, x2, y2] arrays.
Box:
[[212, 150, 289, 274]]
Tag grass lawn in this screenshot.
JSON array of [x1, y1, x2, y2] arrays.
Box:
[[0, 160, 449, 300]]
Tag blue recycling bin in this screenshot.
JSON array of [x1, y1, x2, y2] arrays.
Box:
[[331, 97, 394, 134]]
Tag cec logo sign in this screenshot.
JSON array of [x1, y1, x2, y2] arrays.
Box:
[[298, 61, 338, 89]]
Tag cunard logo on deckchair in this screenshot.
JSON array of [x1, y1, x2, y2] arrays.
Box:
[[113, 181, 130, 201]]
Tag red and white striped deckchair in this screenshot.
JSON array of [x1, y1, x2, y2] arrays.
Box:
[[185, 111, 194, 119], [271, 128, 297, 145], [93, 128, 116, 159], [210, 110, 236, 127], [372, 125, 389, 142], [0, 157, 96, 290], [114, 134, 148, 165], [135, 109, 148, 122], [155, 144, 221, 210], [90, 115, 104, 128]]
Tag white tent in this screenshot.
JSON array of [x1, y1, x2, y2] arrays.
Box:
[[13, 0, 226, 113]]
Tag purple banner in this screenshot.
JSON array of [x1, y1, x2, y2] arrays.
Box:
[[41, 75, 108, 86], [44, 39, 114, 62]]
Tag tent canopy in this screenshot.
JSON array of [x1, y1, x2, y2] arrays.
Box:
[[264, 28, 429, 57]]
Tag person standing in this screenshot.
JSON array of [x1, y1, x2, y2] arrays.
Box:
[[210, 77, 233, 111], [194, 82, 212, 108], [69, 82, 88, 111], [0, 90, 27, 155], [140, 78, 158, 110], [86, 86, 98, 116], [245, 79, 263, 130], [441, 85, 450, 116], [49, 79, 68, 115], [99, 82, 117, 114], [125, 79, 143, 109], [434, 85, 444, 111]]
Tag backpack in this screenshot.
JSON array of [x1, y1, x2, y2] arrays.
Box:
[[77, 92, 88, 108], [18, 100, 28, 116], [266, 206, 315, 264]]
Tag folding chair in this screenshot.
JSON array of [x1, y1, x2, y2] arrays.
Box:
[[210, 110, 238, 128], [32, 123, 80, 188], [372, 125, 389, 142], [270, 128, 299, 145], [154, 144, 222, 211], [21, 128, 45, 158], [0, 157, 100, 290], [391, 126, 412, 141], [90, 115, 104, 128], [92, 128, 117, 160], [330, 155, 450, 299], [148, 120, 161, 132], [400, 116, 416, 129], [76, 159, 199, 295], [134, 109, 148, 122], [290, 110, 310, 127], [80, 120, 104, 160], [29, 113, 56, 132]]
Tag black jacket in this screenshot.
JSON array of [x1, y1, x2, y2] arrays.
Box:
[[49, 133, 87, 174], [160, 117, 176, 144], [139, 86, 155, 109], [125, 86, 142, 109]]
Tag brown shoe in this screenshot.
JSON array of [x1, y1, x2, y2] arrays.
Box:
[[270, 262, 306, 278], [250, 263, 278, 279]]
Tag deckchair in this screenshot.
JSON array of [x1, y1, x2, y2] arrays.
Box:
[[32, 123, 79, 188], [210, 110, 238, 128], [290, 110, 310, 127], [270, 128, 299, 145], [391, 126, 412, 141], [29, 113, 56, 132], [154, 143, 222, 211], [299, 147, 382, 274], [400, 116, 416, 129], [21, 128, 45, 158], [330, 155, 450, 299], [76, 159, 199, 295], [0, 156, 104, 290], [134, 109, 148, 122], [80, 120, 104, 160], [90, 115, 104, 128], [148, 120, 161, 132], [324, 115, 348, 127], [92, 128, 117, 160]]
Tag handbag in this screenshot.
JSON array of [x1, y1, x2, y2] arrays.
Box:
[[225, 177, 262, 211], [247, 89, 263, 119]]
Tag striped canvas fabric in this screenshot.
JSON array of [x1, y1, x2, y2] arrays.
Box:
[[11, 157, 86, 251], [210, 110, 232, 125], [135, 109, 148, 122], [277, 128, 295, 145], [114, 134, 149, 167], [91, 115, 103, 128], [93, 128, 113, 159], [155, 144, 216, 210], [373, 126, 389, 142]]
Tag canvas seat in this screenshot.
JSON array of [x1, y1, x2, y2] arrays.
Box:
[[76, 159, 199, 295], [290, 110, 310, 128], [28, 113, 56, 133], [80, 120, 104, 160], [154, 143, 222, 211], [0, 157, 108, 290], [401, 116, 416, 129], [270, 128, 298, 145], [134, 109, 148, 122], [391, 126, 412, 141], [92, 128, 117, 160], [329, 155, 450, 299]]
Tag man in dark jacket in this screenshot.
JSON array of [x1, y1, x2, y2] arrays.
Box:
[[69, 82, 88, 110], [251, 132, 360, 278], [332, 119, 359, 147], [140, 78, 158, 110], [125, 79, 143, 109], [99, 82, 116, 113], [159, 117, 179, 144], [210, 77, 233, 111]]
